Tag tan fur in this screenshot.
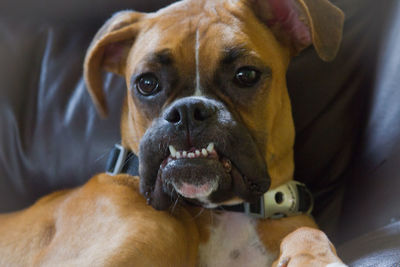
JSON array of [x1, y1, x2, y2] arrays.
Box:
[[0, 175, 200, 266], [0, 0, 345, 266]]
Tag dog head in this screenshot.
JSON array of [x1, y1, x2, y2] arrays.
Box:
[[84, 0, 344, 210]]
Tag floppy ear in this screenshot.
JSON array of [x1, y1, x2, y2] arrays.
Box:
[[248, 0, 344, 61], [84, 11, 143, 117]]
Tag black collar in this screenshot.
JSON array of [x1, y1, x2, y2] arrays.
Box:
[[106, 144, 139, 176], [106, 144, 313, 219]]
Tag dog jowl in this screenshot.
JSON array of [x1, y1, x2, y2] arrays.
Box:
[[84, 0, 344, 211]]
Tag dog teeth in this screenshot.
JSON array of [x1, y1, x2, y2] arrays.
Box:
[[206, 142, 214, 153], [169, 145, 177, 157], [167, 143, 215, 161]]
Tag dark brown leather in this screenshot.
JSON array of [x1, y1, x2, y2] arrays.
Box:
[[0, 0, 399, 265], [289, 0, 400, 242], [0, 0, 177, 24], [338, 221, 400, 266], [335, 0, 400, 251], [0, 21, 124, 211]]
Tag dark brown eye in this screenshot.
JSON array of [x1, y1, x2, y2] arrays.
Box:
[[234, 67, 261, 87], [136, 74, 160, 96]]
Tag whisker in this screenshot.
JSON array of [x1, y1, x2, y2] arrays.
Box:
[[192, 207, 205, 219], [94, 140, 121, 163], [170, 195, 180, 214]]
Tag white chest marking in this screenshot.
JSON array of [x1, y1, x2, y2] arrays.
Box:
[[198, 212, 275, 267]]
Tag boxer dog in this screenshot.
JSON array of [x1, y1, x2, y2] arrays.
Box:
[[0, 0, 345, 266]]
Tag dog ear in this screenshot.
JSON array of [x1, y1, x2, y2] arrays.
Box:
[[84, 11, 143, 117], [248, 0, 344, 61]]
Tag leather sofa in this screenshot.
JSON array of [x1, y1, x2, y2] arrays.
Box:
[[1, 0, 399, 265]]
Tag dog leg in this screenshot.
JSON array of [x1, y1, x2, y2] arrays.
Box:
[[0, 174, 199, 266]]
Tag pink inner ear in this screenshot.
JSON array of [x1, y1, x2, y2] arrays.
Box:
[[266, 0, 312, 46], [104, 42, 127, 66]]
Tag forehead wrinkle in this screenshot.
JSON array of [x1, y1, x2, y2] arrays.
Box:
[[221, 46, 251, 65], [144, 3, 243, 95], [139, 17, 198, 66], [144, 48, 174, 66], [194, 23, 239, 70]]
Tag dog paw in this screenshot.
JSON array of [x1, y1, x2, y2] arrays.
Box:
[[274, 259, 347, 267], [272, 227, 346, 267]]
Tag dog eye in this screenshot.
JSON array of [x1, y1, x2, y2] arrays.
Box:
[[234, 67, 261, 87], [136, 74, 160, 96]]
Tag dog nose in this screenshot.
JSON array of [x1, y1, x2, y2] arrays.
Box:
[[164, 98, 216, 127]]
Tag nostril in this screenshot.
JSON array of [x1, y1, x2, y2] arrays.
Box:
[[165, 109, 181, 123], [193, 105, 214, 122], [164, 100, 215, 126], [193, 107, 205, 121]]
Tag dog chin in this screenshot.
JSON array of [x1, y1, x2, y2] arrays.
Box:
[[159, 142, 233, 205], [173, 181, 218, 199], [172, 181, 222, 209]]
